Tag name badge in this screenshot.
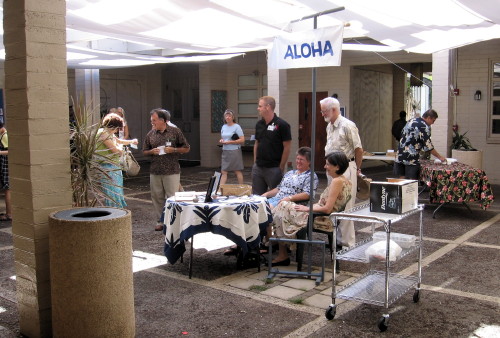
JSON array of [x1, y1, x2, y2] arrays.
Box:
[[166, 141, 172, 147], [267, 125, 275, 131]]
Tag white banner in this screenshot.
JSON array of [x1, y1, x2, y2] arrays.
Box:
[[269, 26, 344, 69]]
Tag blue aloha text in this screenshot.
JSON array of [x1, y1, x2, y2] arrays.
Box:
[[283, 40, 334, 60]]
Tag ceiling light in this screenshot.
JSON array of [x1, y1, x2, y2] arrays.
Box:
[[342, 44, 400, 52], [141, 8, 281, 48], [68, 0, 166, 25], [78, 59, 157, 67], [211, 0, 311, 24], [67, 52, 97, 60]]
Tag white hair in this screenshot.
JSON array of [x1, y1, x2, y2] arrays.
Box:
[[320, 97, 340, 111]]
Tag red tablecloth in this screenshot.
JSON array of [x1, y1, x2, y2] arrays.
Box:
[[419, 160, 494, 209]]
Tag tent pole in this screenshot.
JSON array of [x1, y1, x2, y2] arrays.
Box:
[[306, 15, 319, 278], [268, 7, 345, 284]]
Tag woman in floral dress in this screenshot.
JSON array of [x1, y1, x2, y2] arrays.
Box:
[[271, 151, 352, 266]]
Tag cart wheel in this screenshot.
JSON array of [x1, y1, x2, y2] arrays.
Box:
[[325, 305, 336, 320], [366, 280, 375, 295], [413, 289, 420, 303], [377, 315, 389, 332]]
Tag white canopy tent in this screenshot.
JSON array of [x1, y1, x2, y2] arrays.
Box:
[[1, 0, 499, 68]]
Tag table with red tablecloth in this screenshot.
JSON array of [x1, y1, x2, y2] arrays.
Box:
[[419, 160, 494, 217]]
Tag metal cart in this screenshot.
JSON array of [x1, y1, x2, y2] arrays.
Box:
[[326, 203, 424, 332]]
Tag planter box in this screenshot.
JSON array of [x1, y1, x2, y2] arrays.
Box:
[[451, 149, 483, 169]]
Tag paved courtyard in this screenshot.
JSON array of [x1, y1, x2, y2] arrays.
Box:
[[0, 163, 499, 337]]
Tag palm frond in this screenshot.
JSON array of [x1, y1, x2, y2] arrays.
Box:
[[451, 130, 476, 151], [70, 95, 125, 207]]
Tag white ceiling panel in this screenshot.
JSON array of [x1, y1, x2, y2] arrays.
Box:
[[0, 0, 498, 68]]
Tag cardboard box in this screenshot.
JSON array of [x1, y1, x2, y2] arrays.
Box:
[[220, 184, 252, 196], [370, 179, 418, 214]]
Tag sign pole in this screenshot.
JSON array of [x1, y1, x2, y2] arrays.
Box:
[[267, 7, 345, 284]]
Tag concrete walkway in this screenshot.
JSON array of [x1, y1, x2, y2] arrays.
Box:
[[1, 164, 499, 337]]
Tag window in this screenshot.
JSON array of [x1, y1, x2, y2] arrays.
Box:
[[488, 61, 500, 142], [237, 73, 266, 130]]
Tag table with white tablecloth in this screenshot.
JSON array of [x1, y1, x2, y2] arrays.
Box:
[[163, 195, 272, 264]]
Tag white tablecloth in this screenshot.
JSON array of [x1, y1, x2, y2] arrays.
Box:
[[163, 195, 272, 263]]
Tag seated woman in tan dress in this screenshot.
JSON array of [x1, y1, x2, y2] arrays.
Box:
[[271, 151, 352, 266]]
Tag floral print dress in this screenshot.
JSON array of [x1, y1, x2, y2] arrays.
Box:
[[272, 175, 352, 238]]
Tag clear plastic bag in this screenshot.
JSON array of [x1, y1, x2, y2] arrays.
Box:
[[365, 239, 402, 262]]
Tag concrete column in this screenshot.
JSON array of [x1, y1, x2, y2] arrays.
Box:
[[3, 0, 72, 337], [431, 50, 454, 156], [74, 69, 101, 121], [266, 66, 287, 116]]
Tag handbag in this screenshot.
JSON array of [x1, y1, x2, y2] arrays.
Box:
[[231, 132, 240, 141], [121, 147, 140, 176]]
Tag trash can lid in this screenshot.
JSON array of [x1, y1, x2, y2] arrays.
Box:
[[52, 207, 128, 221]]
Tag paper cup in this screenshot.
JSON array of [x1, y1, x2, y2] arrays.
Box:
[[158, 146, 165, 155]]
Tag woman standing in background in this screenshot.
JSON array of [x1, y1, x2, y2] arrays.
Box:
[[219, 109, 245, 185], [97, 113, 137, 207], [116, 107, 130, 139], [0, 122, 11, 221]]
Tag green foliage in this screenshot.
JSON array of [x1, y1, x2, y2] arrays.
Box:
[[70, 96, 123, 207], [451, 130, 476, 151], [289, 298, 304, 304]]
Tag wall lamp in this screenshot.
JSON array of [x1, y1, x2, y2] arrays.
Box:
[[474, 90, 482, 101]]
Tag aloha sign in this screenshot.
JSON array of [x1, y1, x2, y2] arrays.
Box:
[[269, 26, 343, 69]]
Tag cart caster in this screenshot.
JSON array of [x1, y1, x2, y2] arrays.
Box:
[[325, 305, 336, 320], [413, 289, 420, 303], [377, 314, 389, 332], [366, 280, 375, 295]]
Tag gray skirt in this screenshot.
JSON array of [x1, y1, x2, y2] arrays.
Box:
[[221, 149, 244, 171]]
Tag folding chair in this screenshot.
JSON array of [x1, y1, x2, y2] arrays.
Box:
[[295, 196, 350, 271]]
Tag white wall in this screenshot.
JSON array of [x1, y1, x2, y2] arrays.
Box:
[[199, 53, 268, 168], [199, 61, 228, 168], [431, 50, 453, 159], [455, 39, 500, 183]]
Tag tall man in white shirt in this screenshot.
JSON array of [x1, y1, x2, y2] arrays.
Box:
[[320, 97, 363, 248]]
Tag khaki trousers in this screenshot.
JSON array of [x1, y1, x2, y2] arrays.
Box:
[[150, 174, 180, 222]]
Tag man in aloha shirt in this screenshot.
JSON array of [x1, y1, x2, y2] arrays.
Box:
[[394, 109, 446, 179]]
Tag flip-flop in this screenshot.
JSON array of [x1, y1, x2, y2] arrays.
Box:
[[0, 215, 12, 221]]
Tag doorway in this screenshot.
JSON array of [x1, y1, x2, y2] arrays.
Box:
[[298, 92, 328, 171], [163, 64, 200, 164], [351, 69, 393, 153]]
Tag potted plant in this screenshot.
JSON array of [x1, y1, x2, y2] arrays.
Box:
[[450, 125, 482, 168], [70, 96, 124, 206], [451, 130, 475, 151]]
